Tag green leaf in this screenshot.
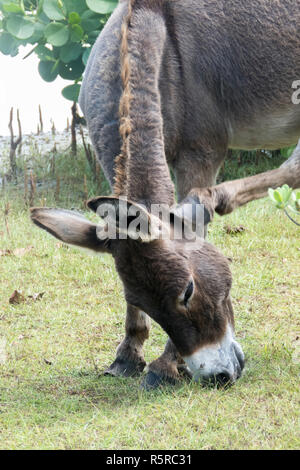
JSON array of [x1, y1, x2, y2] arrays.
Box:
[[43, 0, 66, 20], [86, 0, 117, 14], [45, 22, 69, 46], [280, 184, 293, 204], [2, 1, 24, 14], [295, 191, 300, 200], [62, 83, 81, 102], [87, 29, 100, 44], [35, 44, 55, 61], [82, 46, 91, 66], [64, 0, 87, 15], [291, 191, 300, 212], [0, 31, 19, 55], [59, 58, 84, 79], [27, 21, 45, 44], [81, 10, 100, 32], [38, 60, 59, 82], [36, 9, 51, 24], [51, 58, 60, 73], [268, 185, 296, 211], [68, 12, 81, 25], [36, 0, 45, 16], [24, 0, 39, 9], [269, 188, 285, 210], [52, 45, 61, 58], [59, 42, 82, 63], [268, 188, 276, 203], [7, 15, 35, 39], [70, 23, 84, 42], [273, 190, 283, 204]]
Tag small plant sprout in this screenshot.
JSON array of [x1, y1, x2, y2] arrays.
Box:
[[268, 185, 300, 226]]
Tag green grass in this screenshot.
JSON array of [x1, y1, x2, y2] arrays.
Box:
[[217, 150, 288, 183], [0, 168, 299, 450]]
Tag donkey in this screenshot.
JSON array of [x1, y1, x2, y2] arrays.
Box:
[[31, 0, 300, 390]]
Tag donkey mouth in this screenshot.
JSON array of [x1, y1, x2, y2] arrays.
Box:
[[183, 327, 245, 386], [199, 344, 245, 387]]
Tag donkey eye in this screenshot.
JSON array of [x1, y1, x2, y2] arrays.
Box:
[[178, 280, 194, 307], [184, 281, 194, 305]]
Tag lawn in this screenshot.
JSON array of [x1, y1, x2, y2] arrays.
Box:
[[0, 179, 299, 449]]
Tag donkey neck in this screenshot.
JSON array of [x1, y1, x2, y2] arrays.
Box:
[[117, 0, 175, 209], [126, 106, 175, 209]]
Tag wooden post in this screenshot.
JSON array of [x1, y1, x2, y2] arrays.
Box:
[[8, 107, 22, 180], [24, 166, 28, 207], [51, 118, 56, 136], [84, 174, 88, 205], [29, 171, 36, 207], [17, 110, 23, 156], [55, 175, 60, 203], [80, 125, 102, 188], [80, 125, 94, 170], [1, 173, 5, 194], [4, 203, 10, 238], [39, 105, 43, 134], [71, 102, 77, 156], [51, 149, 56, 176]]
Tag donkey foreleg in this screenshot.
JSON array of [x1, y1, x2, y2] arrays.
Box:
[[105, 304, 150, 377], [183, 140, 300, 219], [141, 339, 191, 391]]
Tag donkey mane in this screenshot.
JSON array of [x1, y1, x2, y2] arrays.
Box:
[[114, 0, 136, 197], [114, 0, 175, 208]]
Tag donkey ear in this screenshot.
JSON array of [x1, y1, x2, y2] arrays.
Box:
[[30, 208, 110, 252], [171, 195, 212, 232], [87, 196, 164, 242], [87, 196, 119, 214]]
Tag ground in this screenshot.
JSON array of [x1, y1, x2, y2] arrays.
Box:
[[0, 188, 299, 450]]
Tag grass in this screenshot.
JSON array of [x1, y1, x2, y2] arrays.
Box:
[[0, 152, 299, 450]]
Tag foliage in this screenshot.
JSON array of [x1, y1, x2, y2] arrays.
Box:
[[269, 184, 300, 226], [0, 0, 118, 101]]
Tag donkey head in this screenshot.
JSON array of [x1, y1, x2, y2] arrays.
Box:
[[31, 197, 244, 385]]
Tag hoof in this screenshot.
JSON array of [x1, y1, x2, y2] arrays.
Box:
[[104, 357, 146, 378], [177, 364, 193, 381], [140, 371, 178, 391]]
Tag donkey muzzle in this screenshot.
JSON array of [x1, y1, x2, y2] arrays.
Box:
[[183, 326, 245, 386]]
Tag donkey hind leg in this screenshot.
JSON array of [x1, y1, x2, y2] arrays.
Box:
[[105, 304, 151, 377], [140, 339, 192, 391], [183, 139, 300, 219], [172, 148, 226, 234], [174, 148, 225, 203]]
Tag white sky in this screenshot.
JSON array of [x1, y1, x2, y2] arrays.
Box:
[[0, 45, 74, 136]]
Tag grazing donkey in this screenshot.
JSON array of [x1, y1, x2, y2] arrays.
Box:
[[31, 0, 300, 390]]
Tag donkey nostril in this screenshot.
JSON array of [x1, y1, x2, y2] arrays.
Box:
[[215, 372, 232, 386], [238, 355, 245, 371], [234, 343, 245, 371]]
